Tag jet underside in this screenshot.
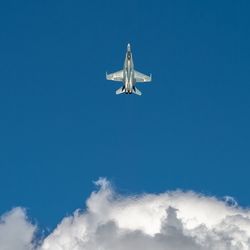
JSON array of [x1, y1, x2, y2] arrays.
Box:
[[106, 44, 152, 96]]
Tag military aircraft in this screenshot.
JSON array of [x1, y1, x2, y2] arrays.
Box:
[[106, 43, 152, 96]]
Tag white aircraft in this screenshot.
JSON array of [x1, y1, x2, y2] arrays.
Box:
[[106, 43, 152, 95]]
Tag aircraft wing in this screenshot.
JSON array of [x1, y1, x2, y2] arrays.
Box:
[[106, 70, 124, 82], [134, 70, 152, 83]]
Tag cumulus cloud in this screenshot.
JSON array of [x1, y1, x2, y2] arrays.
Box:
[[0, 207, 36, 250], [2, 178, 250, 250]]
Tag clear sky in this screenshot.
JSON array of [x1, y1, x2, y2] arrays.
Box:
[[0, 0, 249, 230]]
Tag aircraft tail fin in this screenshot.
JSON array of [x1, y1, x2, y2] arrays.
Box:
[[116, 86, 125, 95], [132, 87, 142, 96]]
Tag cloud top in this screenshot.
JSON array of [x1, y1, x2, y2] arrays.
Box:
[[2, 178, 250, 250], [0, 207, 36, 250]]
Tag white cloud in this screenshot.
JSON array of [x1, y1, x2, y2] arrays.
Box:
[[1, 178, 250, 250], [0, 207, 36, 250]]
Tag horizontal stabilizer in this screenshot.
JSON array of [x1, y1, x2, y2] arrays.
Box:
[[132, 87, 142, 96], [116, 86, 125, 95]]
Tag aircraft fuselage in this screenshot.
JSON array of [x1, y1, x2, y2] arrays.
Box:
[[123, 44, 136, 94]]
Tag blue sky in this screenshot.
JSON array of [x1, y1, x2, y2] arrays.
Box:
[[0, 0, 250, 230]]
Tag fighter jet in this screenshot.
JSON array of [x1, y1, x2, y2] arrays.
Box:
[[106, 43, 152, 96]]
